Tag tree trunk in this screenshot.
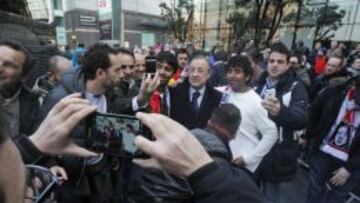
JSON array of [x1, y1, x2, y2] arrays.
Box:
[[292, 0, 303, 49], [266, 2, 283, 43]]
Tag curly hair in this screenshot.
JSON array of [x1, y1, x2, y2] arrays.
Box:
[[81, 43, 115, 80], [226, 54, 253, 84], [175, 48, 189, 59], [156, 51, 178, 73]]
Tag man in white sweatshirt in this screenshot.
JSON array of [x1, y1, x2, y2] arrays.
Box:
[[217, 54, 278, 172]]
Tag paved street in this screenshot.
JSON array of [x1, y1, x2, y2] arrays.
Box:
[[283, 166, 309, 203]]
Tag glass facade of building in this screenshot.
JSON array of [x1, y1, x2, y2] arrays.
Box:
[[191, 0, 234, 51], [191, 0, 360, 50]]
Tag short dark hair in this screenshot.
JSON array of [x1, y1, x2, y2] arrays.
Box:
[[78, 43, 85, 48], [210, 103, 241, 136], [353, 54, 360, 63], [214, 49, 228, 62], [0, 40, 33, 76], [269, 42, 291, 62], [156, 51, 178, 73], [175, 48, 189, 59], [289, 55, 301, 63], [226, 55, 253, 83], [114, 47, 135, 61], [81, 43, 115, 80]]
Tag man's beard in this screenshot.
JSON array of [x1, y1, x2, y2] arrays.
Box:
[[0, 82, 22, 98]]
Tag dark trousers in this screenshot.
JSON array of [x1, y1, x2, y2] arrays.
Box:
[[306, 151, 360, 203]]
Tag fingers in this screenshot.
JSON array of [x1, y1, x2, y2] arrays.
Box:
[[266, 96, 278, 103], [63, 143, 98, 157], [330, 170, 346, 186], [232, 156, 244, 166], [135, 112, 167, 139], [64, 93, 82, 99], [134, 136, 157, 157], [330, 173, 339, 185], [59, 104, 96, 133], [54, 167, 68, 181], [330, 175, 343, 186], [133, 158, 163, 170]]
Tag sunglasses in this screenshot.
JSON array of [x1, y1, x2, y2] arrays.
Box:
[[24, 165, 60, 203]]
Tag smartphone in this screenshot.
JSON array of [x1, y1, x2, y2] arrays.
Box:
[[145, 56, 157, 74], [264, 88, 276, 100], [85, 112, 143, 157]]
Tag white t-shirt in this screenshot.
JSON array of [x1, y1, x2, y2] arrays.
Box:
[[217, 86, 278, 172]]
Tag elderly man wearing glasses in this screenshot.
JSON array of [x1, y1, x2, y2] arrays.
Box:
[[169, 55, 222, 130]]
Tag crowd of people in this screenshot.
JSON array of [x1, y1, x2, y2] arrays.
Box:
[[0, 38, 360, 203]]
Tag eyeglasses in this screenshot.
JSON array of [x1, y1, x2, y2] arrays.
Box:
[[24, 165, 60, 203], [120, 64, 135, 70]]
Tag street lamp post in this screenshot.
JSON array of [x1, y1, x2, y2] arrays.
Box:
[[71, 34, 77, 50]]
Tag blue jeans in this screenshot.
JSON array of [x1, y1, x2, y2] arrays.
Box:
[[306, 152, 360, 203], [262, 181, 287, 203]]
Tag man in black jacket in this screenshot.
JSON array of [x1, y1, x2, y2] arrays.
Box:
[[309, 55, 348, 101], [133, 112, 265, 203], [255, 42, 309, 203], [305, 77, 360, 203], [170, 55, 222, 129], [0, 40, 39, 138]]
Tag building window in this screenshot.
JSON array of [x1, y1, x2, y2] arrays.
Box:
[[53, 0, 63, 10], [54, 16, 64, 26]]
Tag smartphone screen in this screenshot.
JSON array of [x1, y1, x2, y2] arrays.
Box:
[[145, 56, 157, 73], [86, 113, 142, 157]]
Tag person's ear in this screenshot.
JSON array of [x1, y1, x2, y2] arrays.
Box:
[[207, 119, 215, 128], [47, 72, 55, 80], [95, 68, 106, 79], [246, 75, 251, 83]]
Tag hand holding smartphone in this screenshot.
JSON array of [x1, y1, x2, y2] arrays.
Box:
[[85, 113, 144, 157], [264, 88, 276, 100]]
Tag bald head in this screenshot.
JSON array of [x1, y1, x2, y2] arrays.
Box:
[[48, 55, 71, 85]]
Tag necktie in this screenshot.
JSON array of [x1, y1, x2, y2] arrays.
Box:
[[161, 93, 169, 116], [191, 91, 200, 113]]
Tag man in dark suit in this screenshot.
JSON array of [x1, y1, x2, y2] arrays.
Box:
[[170, 55, 222, 130]]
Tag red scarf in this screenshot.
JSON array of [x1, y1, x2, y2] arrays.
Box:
[[150, 90, 161, 113]]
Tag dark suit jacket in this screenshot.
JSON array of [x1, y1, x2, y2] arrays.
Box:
[[170, 81, 222, 130], [107, 80, 140, 114]]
